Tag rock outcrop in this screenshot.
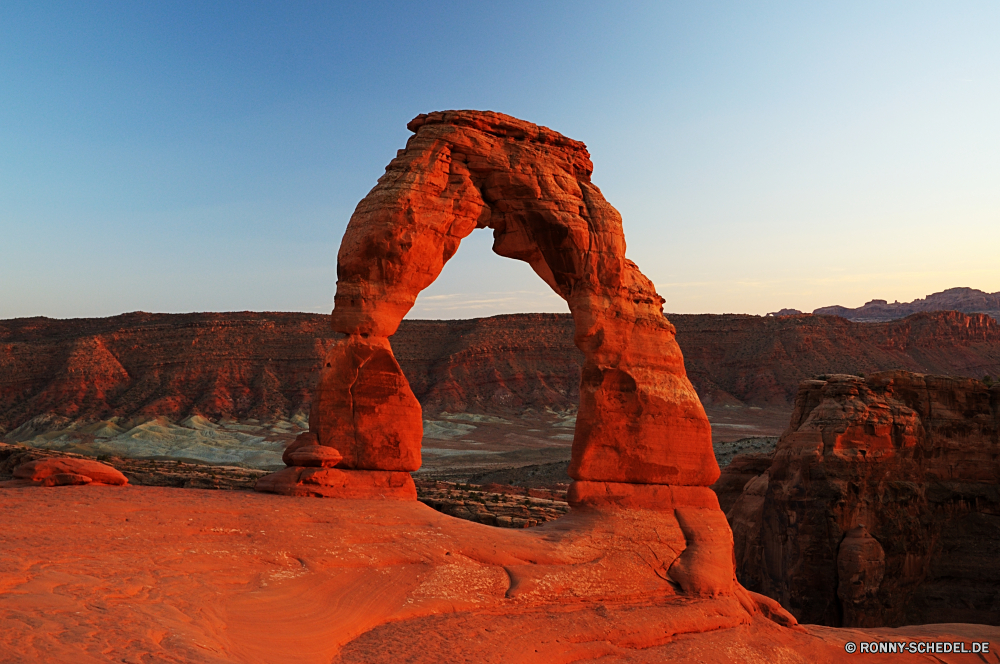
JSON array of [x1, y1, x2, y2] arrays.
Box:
[[294, 110, 716, 496], [722, 371, 1000, 627], [2, 457, 128, 487], [4, 485, 999, 662], [814, 286, 1000, 322], [676, 310, 1000, 407], [255, 111, 793, 634], [253, 467, 417, 499]]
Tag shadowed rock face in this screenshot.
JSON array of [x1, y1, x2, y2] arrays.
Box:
[[721, 371, 1000, 627], [314, 110, 717, 486]]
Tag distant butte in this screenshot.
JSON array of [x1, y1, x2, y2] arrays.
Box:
[[769, 286, 1000, 322]]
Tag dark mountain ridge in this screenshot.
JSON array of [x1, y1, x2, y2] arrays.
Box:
[[810, 287, 1000, 322]]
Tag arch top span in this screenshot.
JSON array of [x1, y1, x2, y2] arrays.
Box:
[[332, 110, 608, 338], [311, 110, 719, 492]]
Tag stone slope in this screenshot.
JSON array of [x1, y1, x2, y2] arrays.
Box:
[[813, 287, 1000, 322], [3, 310, 1000, 438], [718, 371, 1000, 627], [1, 485, 996, 663]]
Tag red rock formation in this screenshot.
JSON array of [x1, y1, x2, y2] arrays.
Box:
[[723, 371, 1000, 627], [4, 310, 1000, 436], [7, 457, 128, 487], [2, 485, 997, 662], [309, 110, 715, 490], [308, 336, 422, 471], [0, 312, 332, 435], [286, 445, 343, 468], [281, 431, 319, 466], [253, 467, 416, 499], [710, 452, 772, 514], [675, 310, 1000, 407], [837, 525, 886, 628]]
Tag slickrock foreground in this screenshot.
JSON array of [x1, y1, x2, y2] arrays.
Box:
[[2, 486, 998, 663], [720, 371, 1000, 627]]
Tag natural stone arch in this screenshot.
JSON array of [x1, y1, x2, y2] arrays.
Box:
[[309, 110, 719, 489]]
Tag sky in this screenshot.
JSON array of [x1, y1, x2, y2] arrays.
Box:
[[2, 1, 998, 320]]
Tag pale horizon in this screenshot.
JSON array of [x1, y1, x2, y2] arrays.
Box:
[[3, 3, 998, 320]]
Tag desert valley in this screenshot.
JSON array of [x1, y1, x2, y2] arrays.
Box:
[[2, 109, 999, 663]]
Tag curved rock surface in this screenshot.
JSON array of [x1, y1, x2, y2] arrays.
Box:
[[1, 486, 997, 663], [314, 110, 715, 486], [6, 457, 128, 487], [721, 371, 1000, 627]]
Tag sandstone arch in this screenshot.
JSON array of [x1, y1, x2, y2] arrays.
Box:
[[309, 110, 719, 489]]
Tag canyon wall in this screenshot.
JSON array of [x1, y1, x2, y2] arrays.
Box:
[[719, 371, 1000, 627], [678, 310, 1000, 406], [3, 310, 1000, 436]]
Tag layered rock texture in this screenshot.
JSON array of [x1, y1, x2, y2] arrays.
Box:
[[676, 310, 1000, 407], [813, 287, 1000, 322], [5, 487, 998, 662], [302, 110, 716, 492], [719, 371, 1000, 627], [0, 456, 128, 487], [4, 310, 1000, 444]]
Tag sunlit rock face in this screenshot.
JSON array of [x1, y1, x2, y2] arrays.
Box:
[[723, 371, 1000, 627], [314, 110, 717, 487]]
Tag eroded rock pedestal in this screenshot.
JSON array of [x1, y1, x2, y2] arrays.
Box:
[[720, 371, 1000, 627], [256, 109, 717, 502]]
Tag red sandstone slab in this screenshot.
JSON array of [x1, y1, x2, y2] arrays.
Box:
[[13, 457, 128, 486], [0, 486, 995, 663]]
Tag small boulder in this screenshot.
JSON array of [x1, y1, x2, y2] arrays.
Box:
[[282, 432, 319, 466], [14, 458, 128, 486]]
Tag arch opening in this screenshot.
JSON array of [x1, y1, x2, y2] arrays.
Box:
[[308, 110, 719, 491]]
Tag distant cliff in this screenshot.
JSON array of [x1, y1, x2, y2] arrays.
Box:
[[2, 310, 1000, 434], [813, 287, 1000, 322], [677, 310, 1000, 406]]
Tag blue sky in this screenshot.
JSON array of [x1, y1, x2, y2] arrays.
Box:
[[2, 2, 998, 319]]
